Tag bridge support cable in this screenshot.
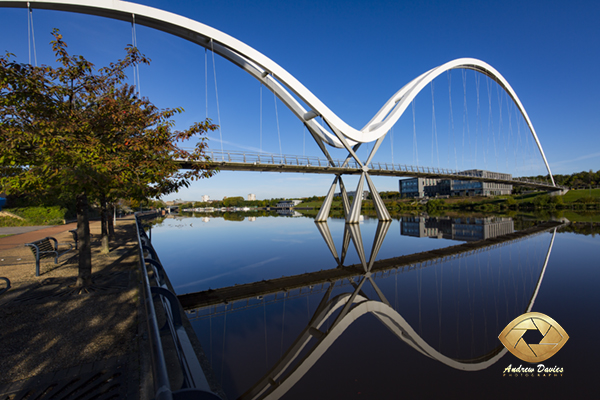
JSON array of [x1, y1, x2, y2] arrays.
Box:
[[3, 1, 557, 186], [475, 72, 481, 167], [205, 48, 208, 119], [390, 126, 394, 165], [448, 70, 457, 171], [131, 14, 141, 98], [302, 124, 306, 156], [27, 2, 38, 66], [260, 83, 263, 153], [462, 69, 469, 171], [431, 81, 440, 168], [210, 39, 224, 159], [412, 99, 419, 165], [273, 92, 282, 158]]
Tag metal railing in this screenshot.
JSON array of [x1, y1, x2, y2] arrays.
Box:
[[191, 150, 565, 189], [135, 213, 221, 400]]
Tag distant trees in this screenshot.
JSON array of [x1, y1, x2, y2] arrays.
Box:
[[0, 30, 217, 288], [222, 196, 245, 207], [529, 170, 600, 188]]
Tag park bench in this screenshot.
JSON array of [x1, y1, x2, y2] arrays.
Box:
[[0, 277, 10, 295], [69, 229, 78, 249], [25, 237, 73, 276]]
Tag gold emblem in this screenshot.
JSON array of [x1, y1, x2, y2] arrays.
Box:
[[498, 312, 568, 363]]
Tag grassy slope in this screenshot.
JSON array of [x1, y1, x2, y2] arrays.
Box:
[[0, 206, 69, 227], [562, 188, 600, 202]]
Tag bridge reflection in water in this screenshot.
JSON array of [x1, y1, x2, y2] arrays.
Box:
[[182, 217, 560, 399]]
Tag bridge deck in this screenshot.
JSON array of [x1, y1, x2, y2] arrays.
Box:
[[178, 151, 563, 191]]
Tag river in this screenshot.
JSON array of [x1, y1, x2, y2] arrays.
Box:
[[148, 212, 599, 399]]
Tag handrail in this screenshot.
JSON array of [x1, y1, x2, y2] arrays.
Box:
[[194, 150, 567, 190], [134, 213, 221, 400]]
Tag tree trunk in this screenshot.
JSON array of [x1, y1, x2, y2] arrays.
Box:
[[76, 192, 92, 287], [100, 195, 109, 254], [108, 202, 115, 237]]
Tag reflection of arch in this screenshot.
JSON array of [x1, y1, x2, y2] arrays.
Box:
[[2, 1, 554, 185], [241, 227, 557, 400]]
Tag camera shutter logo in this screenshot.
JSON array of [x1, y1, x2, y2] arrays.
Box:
[[498, 312, 569, 363]]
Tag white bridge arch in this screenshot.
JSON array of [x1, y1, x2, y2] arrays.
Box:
[[1, 0, 557, 222]]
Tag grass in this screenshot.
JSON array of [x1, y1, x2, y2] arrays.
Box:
[[559, 210, 600, 223], [291, 200, 324, 208], [0, 234, 13, 238], [562, 188, 600, 203], [0, 216, 32, 227], [0, 206, 70, 227]]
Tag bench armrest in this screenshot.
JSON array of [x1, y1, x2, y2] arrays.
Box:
[[57, 242, 74, 251]]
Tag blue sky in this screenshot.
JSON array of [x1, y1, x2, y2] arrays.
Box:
[[1, 0, 598, 200]]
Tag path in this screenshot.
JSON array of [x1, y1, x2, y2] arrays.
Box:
[[0, 217, 152, 399]]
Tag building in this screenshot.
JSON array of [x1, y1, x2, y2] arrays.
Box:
[[399, 178, 452, 198], [401, 216, 514, 241], [276, 200, 303, 208], [201, 195, 210, 202], [452, 170, 512, 197], [276, 209, 303, 217], [399, 169, 512, 198], [247, 193, 256, 201], [333, 190, 369, 200]]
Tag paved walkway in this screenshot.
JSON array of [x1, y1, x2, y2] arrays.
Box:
[[0, 218, 152, 399], [0, 225, 53, 235], [0, 222, 78, 251]]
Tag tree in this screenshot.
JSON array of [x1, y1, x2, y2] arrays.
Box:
[[223, 196, 244, 207], [0, 30, 217, 288]]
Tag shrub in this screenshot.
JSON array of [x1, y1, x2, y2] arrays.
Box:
[[6, 206, 70, 225]]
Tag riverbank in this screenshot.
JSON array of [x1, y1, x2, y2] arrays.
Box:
[[0, 217, 152, 398]]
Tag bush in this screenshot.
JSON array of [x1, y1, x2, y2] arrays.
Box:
[[6, 206, 70, 225], [532, 194, 550, 208], [550, 195, 564, 205], [426, 199, 446, 212], [577, 196, 597, 204], [0, 216, 30, 227]]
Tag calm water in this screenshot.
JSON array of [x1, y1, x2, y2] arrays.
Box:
[[150, 213, 599, 399]]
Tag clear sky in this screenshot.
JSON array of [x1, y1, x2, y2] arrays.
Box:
[[1, 0, 598, 201]]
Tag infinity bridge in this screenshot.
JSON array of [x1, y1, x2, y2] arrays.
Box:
[[2, 0, 562, 224]]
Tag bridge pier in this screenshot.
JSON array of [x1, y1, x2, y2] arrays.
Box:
[[315, 172, 391, 223], [548, 188, 569, 196], [315, 176, 340, 222]]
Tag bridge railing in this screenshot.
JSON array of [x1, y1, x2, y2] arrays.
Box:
[[135, 213, 221, 400], [196, 150, 563, 188]]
